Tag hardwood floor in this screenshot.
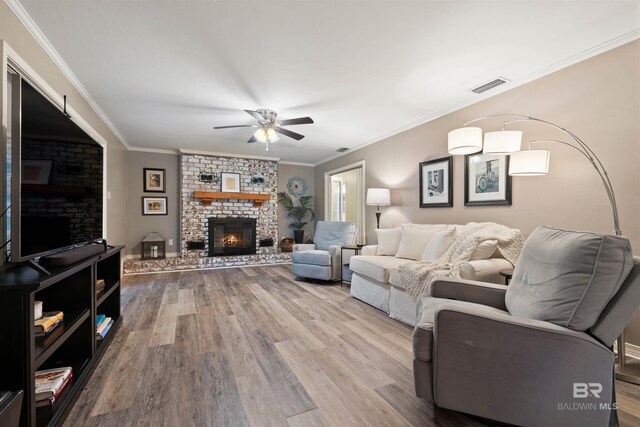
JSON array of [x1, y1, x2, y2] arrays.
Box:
[[64, 265, 640, 427]]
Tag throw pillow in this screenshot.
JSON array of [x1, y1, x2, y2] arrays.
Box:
[[421, 227, 456, 261], [469, 240, 498, 260], [395, 225, 440, 260], [505, 226, 633, 331], [402, 223, 450, 233], [375, 227, 402, 256]]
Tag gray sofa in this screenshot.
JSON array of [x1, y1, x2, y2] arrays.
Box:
[[414, 226, 639, 427], [291, 221, 356, 281]]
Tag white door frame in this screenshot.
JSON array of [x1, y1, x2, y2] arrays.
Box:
[[324, 160, 365, 244]]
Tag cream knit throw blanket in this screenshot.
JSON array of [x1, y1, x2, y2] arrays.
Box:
[[399, 222, 524, 300]]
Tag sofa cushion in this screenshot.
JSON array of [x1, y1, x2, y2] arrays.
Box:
[[470, 240, 498, 260], [291, 250, 331, 266], [421, 227, 456, 261], [396, 226, 441, 261], [349, 255, 413, 283], [414, 296, 507, 361], [505, 226, 634, 331], [403, 223, 450, 232], [389, 268, 403, 288], [375, 227, 402, 256]]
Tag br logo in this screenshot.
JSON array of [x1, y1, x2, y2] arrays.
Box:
[[573, 383, 603, 398]]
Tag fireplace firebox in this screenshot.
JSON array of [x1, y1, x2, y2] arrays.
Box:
[[208, 218, 257, 256]]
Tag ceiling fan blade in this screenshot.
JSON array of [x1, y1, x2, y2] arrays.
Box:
[[213, 124, 256, 129], [244, 109, 265, 121], [278, 117, 314, 126], [275, 127, 305, 141], [247, 136, 258, 143]]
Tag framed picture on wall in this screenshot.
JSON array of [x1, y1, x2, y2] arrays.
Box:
[[419, 156, 453, 207], [22, 160, 53, 184], [464, 154, 512, 206], [221, 172, 241, 193], [143, 168, 166, 193], [142, 197, 168, 215]]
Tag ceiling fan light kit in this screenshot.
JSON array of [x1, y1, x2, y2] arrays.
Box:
[[214, 109, 314, 151]]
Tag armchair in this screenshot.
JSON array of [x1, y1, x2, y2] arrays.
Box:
[[291, 221, 356, 281], [413, 226, 639, 427]]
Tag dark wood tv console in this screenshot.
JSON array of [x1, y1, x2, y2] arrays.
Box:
[[0, 245, 123, 427]]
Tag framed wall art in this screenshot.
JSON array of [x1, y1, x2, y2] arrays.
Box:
[[464, 154, 512, 206], [419, 156, 453, 208], [221, 172, 241, 192], [142, 197, 168, 215], [22, 159, 52, 184], [143, 168, 166, 193]]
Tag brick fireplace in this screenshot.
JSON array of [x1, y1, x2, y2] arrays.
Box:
[[180, 153, 280, 258]]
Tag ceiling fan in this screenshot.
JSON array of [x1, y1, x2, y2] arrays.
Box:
[[214, 109, 314, 151]]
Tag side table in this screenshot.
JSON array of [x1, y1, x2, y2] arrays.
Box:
[[341, 245, 363, 287], [499, 268, 514, 286]]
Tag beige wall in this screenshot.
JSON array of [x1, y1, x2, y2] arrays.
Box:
[[315, 40, 640, 342], [316, 40, 640, 247], [1, 2, 129, 246], [126, 152, 179, 256], [278, 164, 315, 242]]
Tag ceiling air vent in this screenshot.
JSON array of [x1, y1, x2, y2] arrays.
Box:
[[471, 77, 509, 94], [336, 147, 349, 153]]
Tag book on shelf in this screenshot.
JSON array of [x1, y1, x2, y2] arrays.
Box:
[[96, 318, 114, 340], [35, 367, 72, 402], [35, 373, 72, 407], [96, 314, 106, 328], [35, 319, 63, 338], [34, 311, 64, 337]]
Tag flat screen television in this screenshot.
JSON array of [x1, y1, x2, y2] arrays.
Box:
[[11, 79, 104, 262]]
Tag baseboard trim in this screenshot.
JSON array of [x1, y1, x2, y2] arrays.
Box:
[[122, 262, 292, 276]]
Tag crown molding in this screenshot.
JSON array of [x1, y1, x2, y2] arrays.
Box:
[[278, 160, 315, 167], [178, 149, 280, 162], [3, 0, 130, 148], [314, 28, 640, 167], [128, 146, 178, 155]]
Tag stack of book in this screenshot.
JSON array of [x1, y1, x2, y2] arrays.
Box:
[[34, 311, 64, 338], [96, 279, 106, 299], [96, 314, 113, 341], [35, 367, 72, 407]]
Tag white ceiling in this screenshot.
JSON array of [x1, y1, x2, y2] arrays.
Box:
[[14, 0, 640, 164]]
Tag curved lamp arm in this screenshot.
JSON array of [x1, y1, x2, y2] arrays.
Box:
[[463, 115, 621, 236]]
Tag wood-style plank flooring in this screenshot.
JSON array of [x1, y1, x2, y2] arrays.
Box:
[[64, 265, 640, 427]]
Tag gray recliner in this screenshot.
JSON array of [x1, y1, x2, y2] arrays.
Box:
[[291, 221, 356, 281], [413, 226, 639, 427]]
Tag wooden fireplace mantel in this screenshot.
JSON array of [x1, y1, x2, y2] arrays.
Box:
[[193, 191, 270, 207]]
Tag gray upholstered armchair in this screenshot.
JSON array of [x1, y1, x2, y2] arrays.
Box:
[[291, 221, 356, 281], [413, 226, 639, 427]]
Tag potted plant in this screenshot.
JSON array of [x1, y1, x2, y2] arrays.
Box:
[[277, 192, 315, 243]]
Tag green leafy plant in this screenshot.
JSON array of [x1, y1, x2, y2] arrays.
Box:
[[277, 192, 315, 230]]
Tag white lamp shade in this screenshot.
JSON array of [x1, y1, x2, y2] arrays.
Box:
[[366, 188, 391, 206], [509, 150, 551, 176], [254, 127, 267, 142], [448, 127, 483, 155], [483, 130, 522, 154], [266, 127, 279, 142]]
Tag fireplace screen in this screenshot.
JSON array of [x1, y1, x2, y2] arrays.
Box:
[[208, 218, 257, 256]]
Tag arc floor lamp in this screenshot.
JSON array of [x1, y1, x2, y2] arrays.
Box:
[[448, 114, 636, 383]]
